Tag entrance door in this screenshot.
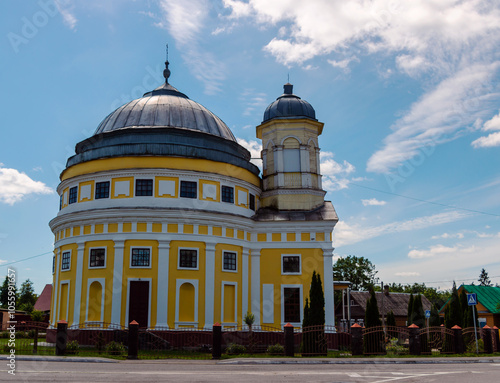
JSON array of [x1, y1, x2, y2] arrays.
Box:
[[128, 281, 149, 328]]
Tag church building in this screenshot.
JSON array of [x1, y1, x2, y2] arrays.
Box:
[[49, 60, 338, 329]]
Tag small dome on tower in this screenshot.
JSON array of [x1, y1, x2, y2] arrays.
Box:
[[262, 83, 316, 123]]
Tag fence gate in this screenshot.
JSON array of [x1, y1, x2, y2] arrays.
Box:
[[300, 325, 327, 356], [363, 326, 410, 355], [419, 326, 454, 354]]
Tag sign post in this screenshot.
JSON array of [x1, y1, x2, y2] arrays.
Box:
[[467, 293, 478, 354], [425, 310, 431, 339]]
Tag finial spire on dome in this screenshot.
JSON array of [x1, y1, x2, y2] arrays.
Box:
[[163, 44, 171, 84]]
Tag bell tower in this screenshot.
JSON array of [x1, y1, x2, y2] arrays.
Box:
[[256, 83, 325, 211]]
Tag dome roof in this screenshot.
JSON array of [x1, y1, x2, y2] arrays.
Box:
[[94, 80, 235, 142], [263, 83, 316, 123]]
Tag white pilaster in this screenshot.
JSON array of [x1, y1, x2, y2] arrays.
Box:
[[72, 242, 85, 326], [111, 241, 125, 325], [299, 145, 310, 172], [52, 248, 60, 326], [156, 240, 170, 328], [241, 248, 249, 321], [204, 243, 216, 328], [323, 248, 335, 328], [250, 249, 261, 325], [275, 146, 285, 187]]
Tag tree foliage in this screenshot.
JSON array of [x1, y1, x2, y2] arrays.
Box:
[[478, 268, 492, 286], [18, 279, 37, 312], [386, 310, 396, 327], [364, 288, 381, 328], [444, 282, 462, 328], [410, 294, 425, 328], [407, 294, 414, 326], [302, 271, 326, 355], [333, 255, 377, 291], [0, 275, 16, 309]]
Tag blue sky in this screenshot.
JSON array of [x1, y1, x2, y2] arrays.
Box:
[[1, 0, 500, 295]]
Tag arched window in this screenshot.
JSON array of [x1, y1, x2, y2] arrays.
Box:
[[283, 137, 301, 172], [178, 282, 195, 322], [87, 281, 102, 322]]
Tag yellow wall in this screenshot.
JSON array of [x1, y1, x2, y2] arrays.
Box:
[[87, 281, 103, 322]]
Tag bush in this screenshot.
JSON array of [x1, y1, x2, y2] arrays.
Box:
[[385, 338, 408, 356], [66, 340, 80, 355], [15, 331, 28, 339], [105, 341, 126, 355], [466, 338, 484, 353], [266, 343, 284, 355], [3, 344, 12, 353], [0, 332, 9, 339], [226, 343, 246, 355], [27, 329, 37, 338]]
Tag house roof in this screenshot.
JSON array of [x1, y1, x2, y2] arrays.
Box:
[[34, 284, 52, 312], [349, 291, 432, 317], [461, 285, 500, 314]]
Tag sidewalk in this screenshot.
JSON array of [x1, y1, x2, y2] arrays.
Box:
[[13, 355, 500, 364]]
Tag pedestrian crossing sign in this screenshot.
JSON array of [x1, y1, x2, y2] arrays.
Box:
[[467, 293, 477, 306]]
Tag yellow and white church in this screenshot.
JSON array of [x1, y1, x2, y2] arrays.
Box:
[[49, 60, 338, 329]]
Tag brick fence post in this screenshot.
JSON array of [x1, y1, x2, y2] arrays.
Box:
[[493, 326, 499, 352], [284, 323, 294, 357], [212, 323, 222, 360], [351, 323, 363, 355], [452, 325, 464, 354], [55, 320, 68, 356], [482, 325, 493, 354], [408, 324, 420, 355], [127, 320, 139, 360]]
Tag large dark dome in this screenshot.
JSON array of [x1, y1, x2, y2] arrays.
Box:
[[94, 82, 235, 142], [263, 83, 316, 123]]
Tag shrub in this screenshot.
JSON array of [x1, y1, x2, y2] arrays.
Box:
[[27, 329, 36, 338], [0, 332, 9, 339], [466, 338, 484, 353], [385, 338, 408, 356], [66, 340, 80, 355], [3, 344, 12, 353], [244, 311, 255, 327], [226, 343, 246, 355], [266, 343, 284, 355], [105, 341, 126, 355], [16, 331, 28, 339]]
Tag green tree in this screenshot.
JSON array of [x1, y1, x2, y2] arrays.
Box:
[[407, 294, 414, 326], [0, 275, 16, 309], [386, 310, 396, 327], [444, 282, 462, 328], [365, 288, 381, 328], [18, 279, 37, 312], [302, 271, 326, 355], [478, 268, 492, 286], [411, 294, 425, 328], [333, 255, 377, 291]]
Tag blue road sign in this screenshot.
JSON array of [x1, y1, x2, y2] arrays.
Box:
[[425, 310, 431, 318], [467, 293, 477, 306]]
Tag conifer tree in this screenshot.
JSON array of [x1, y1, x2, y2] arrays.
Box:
[[407, 293, 414, 325], [386, 310, 396, 327], [365, 288, 381, 328], [411, 294, 426, 328], [445, 282, 462, 328]]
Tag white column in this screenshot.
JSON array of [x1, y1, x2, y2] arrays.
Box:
[[156, 240, 170, 328], [323, 248, 335, 328], [316, 148, 322, 189], [52, 248, 60, 326], [111, 241, 125, 325], [250, 249, 261, 326], [204, 243, 216, 328], [275, 146, 285, 187], [241, 247, 249, 321], [72, 242, 85, 326], [300, 145, 312, 188]]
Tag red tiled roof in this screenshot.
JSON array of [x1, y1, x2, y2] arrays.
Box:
[[34, 284, 52, 312]]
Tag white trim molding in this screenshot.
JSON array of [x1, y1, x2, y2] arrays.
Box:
[[280, 284, 303, 328], [125, 278, 152, 329]]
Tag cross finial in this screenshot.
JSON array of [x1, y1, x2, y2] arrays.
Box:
[[163, 43, 171, 83]]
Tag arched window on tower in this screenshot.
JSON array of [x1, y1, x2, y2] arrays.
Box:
[[282, 137, 301, 172]]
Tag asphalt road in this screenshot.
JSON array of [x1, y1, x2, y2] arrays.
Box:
[[3, 359, 500, 383]]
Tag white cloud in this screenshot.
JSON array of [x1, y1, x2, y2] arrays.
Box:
[[55, 0, 77, 30], [361, 198, 386, 206], [223, 1, 500, 172], [156, 0, 225, 94], [333, 210, 468, 247], [320, 151, 355, 191], [395, 272, 420, 277], [367, 63, 500, 173], [0, 164, 54, 205], [240, 89, 268, 116], [327, 56, 358, 73], [236, 138, 262, 168], [408, 244, 474, 259], [431, 232, 464, 240], [471, 111, 500, 148]]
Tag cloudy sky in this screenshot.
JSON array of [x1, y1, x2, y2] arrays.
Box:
[[1, 0, 500, 294]]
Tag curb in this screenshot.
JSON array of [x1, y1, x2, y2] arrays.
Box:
[[218, 358, 500, 365], [12, 356, 118, 363]]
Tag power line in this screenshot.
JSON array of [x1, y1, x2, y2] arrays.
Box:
[[350, 182, 500, 218], [1, 251, 52, 268]]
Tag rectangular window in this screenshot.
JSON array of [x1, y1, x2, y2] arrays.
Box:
[[68, 186, 78, 204], [135, 179, 153, 196], [179, 249, 197, 268], [284, 287, 300, 323], [282, 255, 301, 274], [61, 251, 71, 270], [249, 194, 255, 211], [180, 181, 197, 198], [90, 248, 106, 268], [221, 186, 234, 203], [52, 255, 56, 273], [131, 248, 150, 267], [59, 194, 63, 210], [95, 181, 110, 199], [223, 251, 237, 271]]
